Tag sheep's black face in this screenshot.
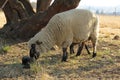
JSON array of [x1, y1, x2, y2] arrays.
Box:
[[22, 56, 31, 68], [29, 44, 40, 61]]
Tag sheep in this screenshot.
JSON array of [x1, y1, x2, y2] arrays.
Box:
[[28, 9, 99, 62]]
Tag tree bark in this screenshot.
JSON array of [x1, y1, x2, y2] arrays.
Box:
[[0, 0, 6, 8], [1, 0, 81, 41], [8, 0, 29, 19], [36, 0, 52, 12], [1, 2, 20, 34], [3, 2, 18, 25], [1, 0, 34, 34], [19, 0, 35, 16]]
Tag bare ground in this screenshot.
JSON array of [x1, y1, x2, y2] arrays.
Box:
[[0, 12, 120, 80]]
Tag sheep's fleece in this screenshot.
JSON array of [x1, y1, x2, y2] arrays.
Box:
[[28, 9, 99, 53]]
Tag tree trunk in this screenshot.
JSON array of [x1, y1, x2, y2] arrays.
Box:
[[0, 0, 6, 8], [8, 0, 29, 19], [3, 2, 18, 25], [1, 0, 81, 41], [19, 0, 35, 16], [1, 0, 34, 33], [36, 0, 52, 12], [1, 2, 19, 33]]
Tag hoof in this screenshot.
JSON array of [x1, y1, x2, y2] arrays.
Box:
[[92, 53, 96, 58], [61, 56, 68, 62], [62, 52, 68, 62], [70, 50, 75, 54], [76, 52, 82, 56], [61, 59, 68, 62], [76, 54, 81, 56], [61, 57, 67, 62], [61, 58, 67, 62]]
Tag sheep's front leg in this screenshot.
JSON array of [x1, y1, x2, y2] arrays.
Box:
[[62, 48, 68, 62]]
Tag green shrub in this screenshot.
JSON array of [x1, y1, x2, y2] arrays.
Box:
[[0, 46, 10, 54]]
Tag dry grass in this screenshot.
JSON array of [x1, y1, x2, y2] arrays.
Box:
[[0, 12, 120, 80], [99, 15, 120, 40]]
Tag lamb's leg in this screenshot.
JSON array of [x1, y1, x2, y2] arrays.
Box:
[[92, 42, 97, 58], [85, 44, 91, 54], [62, 48, 68, 62], [91, 38, 97, 58], [76, 42, 84, 56], [70, 43, 75, 54], [71, 42, 91, 55]]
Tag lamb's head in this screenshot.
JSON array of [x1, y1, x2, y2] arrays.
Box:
[[28, 39, 44, 62]]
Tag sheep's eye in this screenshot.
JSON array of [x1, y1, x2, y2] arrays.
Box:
[[36, 40, 42, 45]]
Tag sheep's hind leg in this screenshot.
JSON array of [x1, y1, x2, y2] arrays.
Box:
[[92, 42, 97, 58], [70, 43, 75, 54], [76, 42, 84, 56], [62, 48, 68, 62], [91, 39, 97, 58], [85, 44, 91, 55]]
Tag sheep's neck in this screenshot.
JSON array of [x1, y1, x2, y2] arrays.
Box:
[[42, 28, 56, 51]]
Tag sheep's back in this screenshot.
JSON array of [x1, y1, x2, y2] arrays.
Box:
[[56, 9, 96, 43], [45, 9, 97, 45]]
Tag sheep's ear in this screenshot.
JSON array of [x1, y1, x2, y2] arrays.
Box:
[[36, 40, 42, 45]]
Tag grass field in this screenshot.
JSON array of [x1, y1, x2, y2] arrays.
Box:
[[0, 11, 120, 80]]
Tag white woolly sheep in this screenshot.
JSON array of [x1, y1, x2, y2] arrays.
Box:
[[28, 9, 99, 62]]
